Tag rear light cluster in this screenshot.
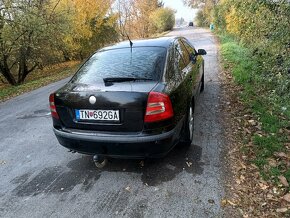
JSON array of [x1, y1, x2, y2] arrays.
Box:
[[49, 93, 59, 119], [144, 92, 174, 123]]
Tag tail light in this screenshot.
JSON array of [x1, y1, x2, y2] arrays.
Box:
[[49, 93, 59, 119], [144, 92, 174, 123]]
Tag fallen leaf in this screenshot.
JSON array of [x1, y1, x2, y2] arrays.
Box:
[[268, 158, 277, 167], [221, 199, 227, 207], [248, 119, 256, 126], [259, 183, 269, 190], [186, 161, 192, 167], [125, 186, 131, 192], [278, 175, 289, 187], [227, 200, 237, 206], [276, 208, 288, 213], [282, 193, 290, 203], [274, 152, 287, 158]]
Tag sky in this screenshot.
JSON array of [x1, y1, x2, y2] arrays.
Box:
[[162, 0, 198, 22]]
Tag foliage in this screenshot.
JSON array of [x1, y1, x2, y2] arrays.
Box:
[[195, 9, 209, 27], [0, 0, 68, 85], [116, 0, 158, 38], [219, 31, 290, 189], [0, 0, 174, 86], [56, 0, 118, 60], [150, 7, 175, 33]]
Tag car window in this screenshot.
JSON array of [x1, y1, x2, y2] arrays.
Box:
[[165, 43, 183, 83], [178, 39, 191, 66], [174, 40, 186, 71], [71, 47, 167, 84], [181, 39, 197, 58]]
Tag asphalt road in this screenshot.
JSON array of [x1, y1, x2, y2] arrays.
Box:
[[0, 27, 225, 217]]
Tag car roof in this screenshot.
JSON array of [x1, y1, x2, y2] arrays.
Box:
[[100, 36, 180, 51]]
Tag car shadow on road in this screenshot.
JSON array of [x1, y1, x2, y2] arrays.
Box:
[[67, 143, 204, 186]]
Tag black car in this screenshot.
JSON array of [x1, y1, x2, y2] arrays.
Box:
[[188, 22, 194, 27], [49, 36, 206, 167]]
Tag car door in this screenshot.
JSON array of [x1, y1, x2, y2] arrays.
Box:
[[165, 39, 191, 125], [180, 39, 202, 98]]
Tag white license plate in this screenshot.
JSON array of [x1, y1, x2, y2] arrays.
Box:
[[75, 109, 119, 121]]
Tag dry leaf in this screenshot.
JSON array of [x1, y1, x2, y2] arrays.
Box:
[[278, 175, 289, 187], [186, 161, 192, 167], [276, 208, 288, 213], [221, 199, 227, 207], [268, 158, 277, 167], [274, 152, 287, 158], [259, 183, 269, 190], [227, 200, 237, 206], [248, 119, 256, 126], [125, 186, 131, 192], [282, 193, 290, 203]]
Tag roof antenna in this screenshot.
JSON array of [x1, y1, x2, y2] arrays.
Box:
[[127, 34, 133, 53]]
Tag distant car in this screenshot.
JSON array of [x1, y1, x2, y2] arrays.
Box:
[[189, 22, 194, 27], [49, 36, 206, 166]]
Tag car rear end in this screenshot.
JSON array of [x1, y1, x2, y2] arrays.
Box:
[[50, 45, 181, 158]]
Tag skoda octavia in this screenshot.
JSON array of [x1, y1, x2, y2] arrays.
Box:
[[49, 36, 206, 163]]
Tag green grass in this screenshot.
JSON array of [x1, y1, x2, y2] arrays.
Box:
[[0, 61, 80, 102], [218, 32, 290, 186]]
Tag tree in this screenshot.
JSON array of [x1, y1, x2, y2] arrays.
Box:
[[116, 0, 162, 39], [0, 0, 68, 85], [56, 0, 118, 60], [150, 7, 175, 33]]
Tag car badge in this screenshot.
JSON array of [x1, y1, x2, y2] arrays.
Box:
[[89, 96, 96, 105]]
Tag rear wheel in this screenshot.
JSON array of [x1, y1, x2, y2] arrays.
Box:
[[182, 103, 194, 146]]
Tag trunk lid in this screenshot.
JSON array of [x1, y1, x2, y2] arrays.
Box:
[[55, 81, 158, 132]]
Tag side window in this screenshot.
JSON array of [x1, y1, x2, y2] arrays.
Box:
[[174, 40, 186, 71], [165, 45, 175, 80], [178, 39, 191, 66], [181, 40, 197, 61]]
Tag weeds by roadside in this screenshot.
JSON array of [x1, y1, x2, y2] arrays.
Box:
[[218, 33, 290, 217]]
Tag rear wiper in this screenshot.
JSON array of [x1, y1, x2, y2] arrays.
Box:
[[103, 77, 152, 83]]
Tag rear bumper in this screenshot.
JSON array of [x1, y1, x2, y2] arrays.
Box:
[[53, 127, 178, 158]]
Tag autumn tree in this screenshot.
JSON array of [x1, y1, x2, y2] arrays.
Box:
[[116, 0, 165, 39], [150, 7, 175, 33], [0, 0, 69, 85], [0, 0, 118, 85], [55, 0, 118, 60]]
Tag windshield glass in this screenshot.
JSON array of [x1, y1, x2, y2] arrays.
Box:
[[71, 47, 167, 84]]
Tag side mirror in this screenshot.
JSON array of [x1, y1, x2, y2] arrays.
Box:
[[197, 49, 207, 56]]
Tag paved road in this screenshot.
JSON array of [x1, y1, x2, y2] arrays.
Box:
[[0, 27, 225, 217]]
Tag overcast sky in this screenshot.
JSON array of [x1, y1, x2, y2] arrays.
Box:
[[162, 0, 198, 22]]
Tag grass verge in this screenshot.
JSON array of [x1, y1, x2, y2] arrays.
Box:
[[0, 61, 80, 102], [218, 33, 290, 187]]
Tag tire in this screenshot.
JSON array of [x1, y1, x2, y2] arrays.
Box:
[[200, 73, 204, 93], [182, 102, 194, 146]]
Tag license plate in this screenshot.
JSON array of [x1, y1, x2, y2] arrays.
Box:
[[75, 109, 119, 121]]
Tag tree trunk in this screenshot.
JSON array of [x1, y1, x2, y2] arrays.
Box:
[[17, 48, 38, 84], [0, 55, 17, 85]]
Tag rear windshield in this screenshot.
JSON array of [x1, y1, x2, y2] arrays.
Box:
[[71, 47, 167, 84]]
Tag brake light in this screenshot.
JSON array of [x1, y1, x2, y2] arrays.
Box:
[[49, 93, 59, 119], [144, 92, 174, 123]]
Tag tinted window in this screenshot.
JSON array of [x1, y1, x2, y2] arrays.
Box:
[[174, 40, 186, 71], [71, 47, 167, 84], [179, 39, 191, 65], [181, 40, 196, 57]]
